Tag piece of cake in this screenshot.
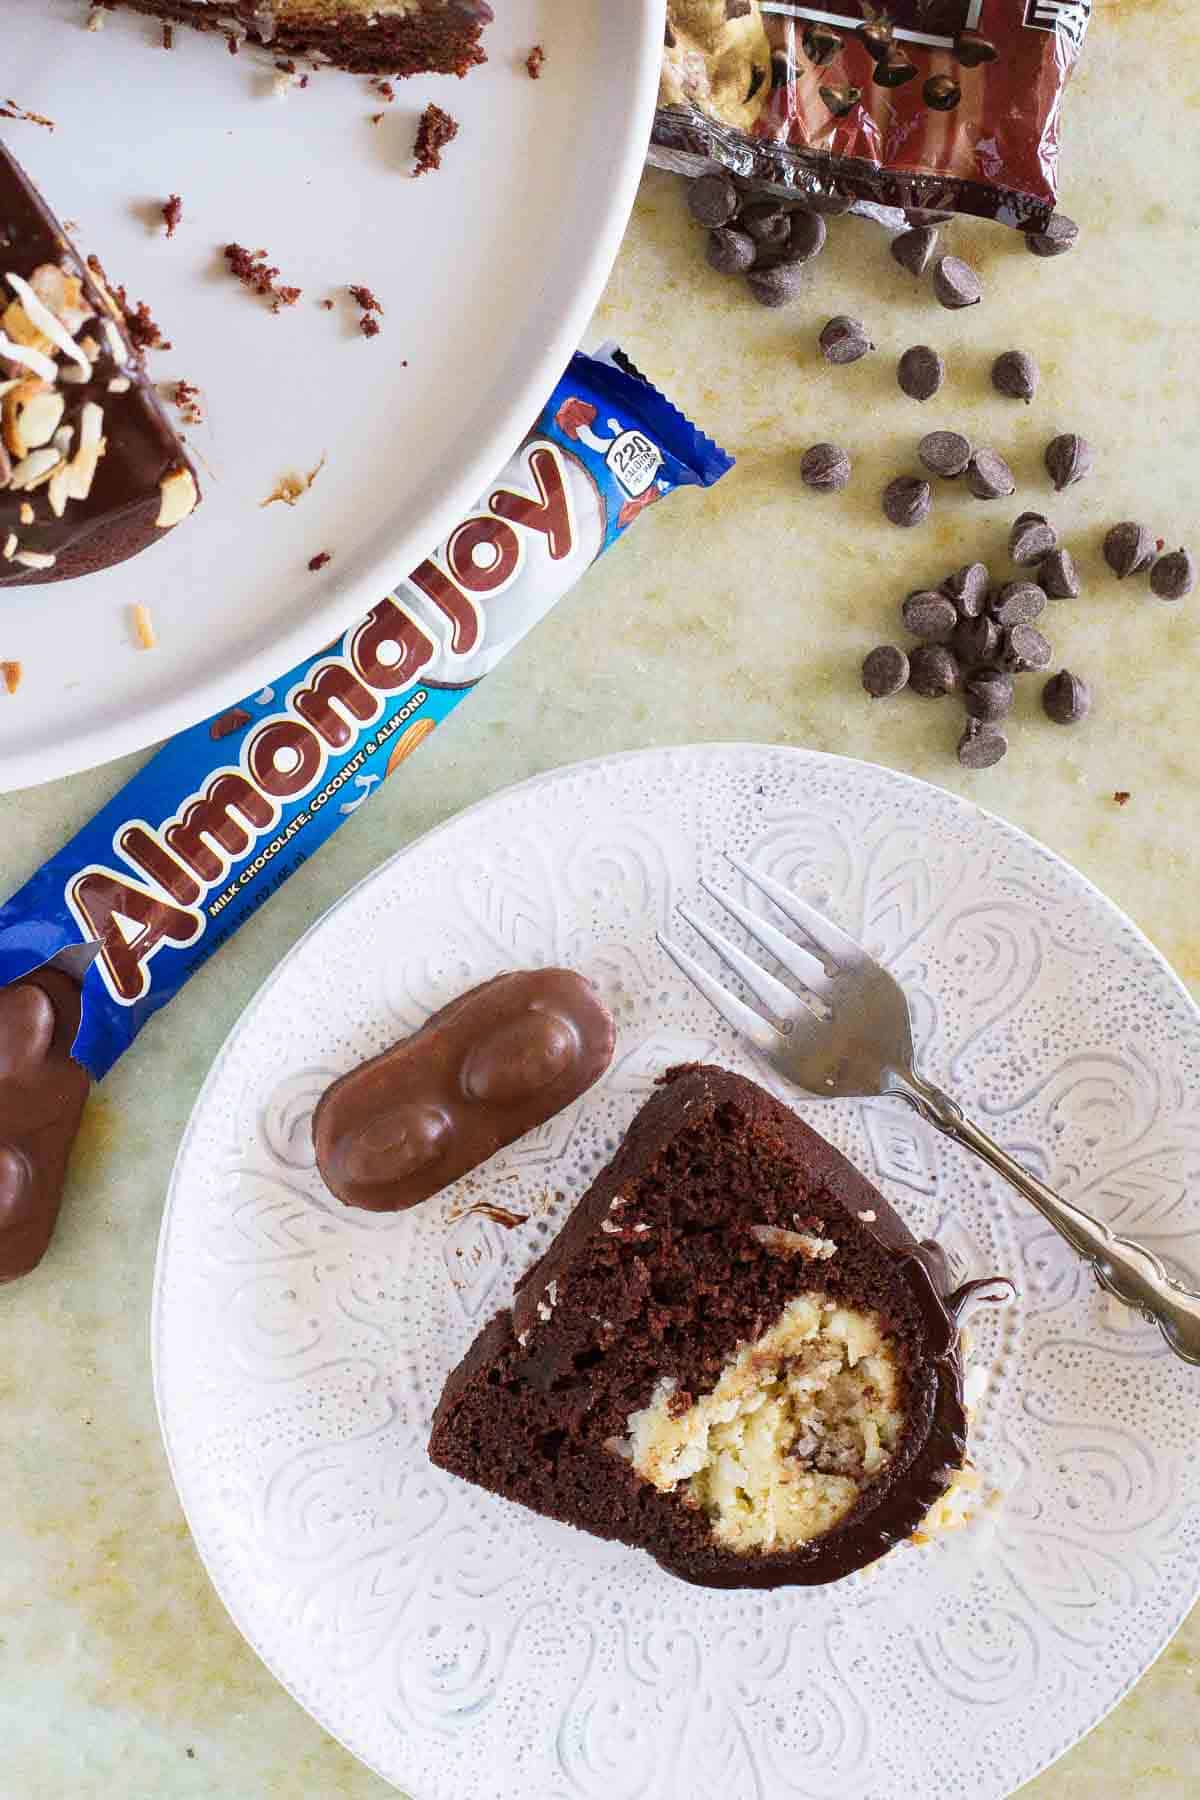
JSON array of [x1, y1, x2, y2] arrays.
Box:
[[100, 1, 493, 77], [429, 1064, 979, 1588], [1, 142, 199, 586]]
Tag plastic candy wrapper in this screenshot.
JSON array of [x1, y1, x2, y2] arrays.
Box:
[[652, 2, 1092, 229], [0, 345, 732, 1281]]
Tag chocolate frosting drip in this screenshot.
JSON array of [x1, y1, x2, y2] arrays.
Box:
[[0, 141, 197, 585], [0, 969, 90, 1282]]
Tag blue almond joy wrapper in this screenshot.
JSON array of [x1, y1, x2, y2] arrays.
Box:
[[0, 347, 732, 1081]]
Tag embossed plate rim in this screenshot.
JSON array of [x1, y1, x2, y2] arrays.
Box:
[[152, 742, 1200, 1799]]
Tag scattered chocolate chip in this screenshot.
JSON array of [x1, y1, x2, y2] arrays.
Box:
[[943, 562, 990, 618], [741, 202, 791, 249], [932, 255, 981, 309], [919, 429, 971, 478], [992, 580, 1047, 626], [412, 103, 458, 178], [747, 261, 808, 306], [162, 193, 183, 237], [1103, 520, 1156, 578], [954, 613, 1001, 666], [1027, 213, 1079, 258], [909, 643, 960, 697], [862, 644, 909, 697], [1042, 669, 1091, 724], [1045, 433, 1093, 491], [1002, 623, 1053, 673], [924, 75, 961, 111], [780, 209, 827, 265], [905, 208, 955, 226], [897, 344, 945, 401], [800, 442, 851, 492], [957, 720, 1008, 768], [901, 590, 958, 641], [882, 475, 932, 528], [992, 349, 1039, 403], [966, 448, 1015, 500], [963, 669, 1014, 722], [859, 18, 893, 59], [890, 225, 940, 277], [687, 172, 740, 228], [1150, 547, 1196, 600], [1113, 790, 1131, 807], [955, 29, 998, 68], [819, 315, 873, 364], [802, 23, 843, 65], [806, 190, 855, 217], [705, 228, 756, 275], [819, 83, 862, 118], [1039, 547, 1081, 599], [1009, 515, 1057, 565], [874, 46, 918, 87]]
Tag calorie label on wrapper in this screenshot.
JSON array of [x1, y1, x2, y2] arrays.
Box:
[[0, 348, 731, 1081]]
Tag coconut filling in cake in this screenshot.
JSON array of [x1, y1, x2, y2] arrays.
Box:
[[623, 1293, 907, 1552]]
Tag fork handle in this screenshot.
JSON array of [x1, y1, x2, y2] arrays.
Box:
[[885, 1066, 1200, 1366]]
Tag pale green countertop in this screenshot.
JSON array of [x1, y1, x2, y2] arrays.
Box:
[[3, 6, 1200, 1795]]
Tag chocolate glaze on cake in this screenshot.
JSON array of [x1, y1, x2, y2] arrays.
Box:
[[430, 1065, 985, 1588], [103, 1, 493, 77], [0, 142, 199, 586]]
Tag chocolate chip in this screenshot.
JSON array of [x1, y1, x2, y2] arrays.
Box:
[[1002, 623, 1052, 673], [1039, 547, 1080, 599], [862, 644, 909, 697], [963, 669, 1014, 722], [779, 209, 827, 265], [919, 429, 971, 478], [890, 225, 940, 277], [909, 643, 960, 697], [819, 83, 862, 118], [746, 261, 808, 306], [1045, 433, 1093, 491], [992, 580, 1047, 626], [874, 46, 918, 87], [705, 227, 755, 275], [882, 475, 932, 528], [932, 255, 981, 309], [897, 344, 945, 401], [955, 29, 998, 68], [807, 190, 855, 216], [954, 613, 1001, 666], [819, 315, 873, 364], [859, 18, 893, 58], [905, 208, 955, 226], [1042, 669, 1091, 724], [957, 720, 1008, 768], [1027, 213, 1079, 258], [924, 75, 961, 111], [1150, 547, 1196, 600], [1103, 521, 1156, 578], [802, 23, 842, 65], [800, 442, 851, 492], [992, 350, 1039, 403], [687, 173, 740, 229], [943, 562, 990, 618], [902, 590, 958, 641], [1009, 515, 1057, 565], [966, 448, 1015, 500], [741, 202, 790, 249]]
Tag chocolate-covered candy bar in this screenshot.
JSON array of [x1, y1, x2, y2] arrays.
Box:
[[0, 968, 90, 1282], [313, 970, 615, 1212]]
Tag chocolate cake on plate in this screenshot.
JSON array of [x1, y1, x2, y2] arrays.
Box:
[[0, 142, 199, 586], [99, 1, 493, 76], [430, 1064, 982, 1588]]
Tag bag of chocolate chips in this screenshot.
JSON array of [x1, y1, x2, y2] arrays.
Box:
[[653, 2, 1092, 228]]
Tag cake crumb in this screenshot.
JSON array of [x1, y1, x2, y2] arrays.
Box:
[[161, 21, 173, 49], [526, 45, 546, 79], [1, 661, 22, 695], [307, 551, 332, 572], [171, 378, 203, 425], [223, 243, 302, 314], [318, 297, 335, 310], [359, 315, 380, 339], [1113, 790, 1132, 807], [413, 104, 458, 177], [261, 453, 326, 508], [373, 79, 395, 102], [370, 111, 385, 125], [132, 604, 157, 650], [349, 284, 384, 338], [162, 194, 183, 238]]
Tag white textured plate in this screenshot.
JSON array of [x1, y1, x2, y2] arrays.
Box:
[[154, 745, 1200, 1799], [1, 0, 661, 790]]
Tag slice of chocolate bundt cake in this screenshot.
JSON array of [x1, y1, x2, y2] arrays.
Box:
[[429, 1064, 976, 1588]]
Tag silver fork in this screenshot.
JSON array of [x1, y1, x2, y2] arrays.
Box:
[[658, 851, 1200, 1366]]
